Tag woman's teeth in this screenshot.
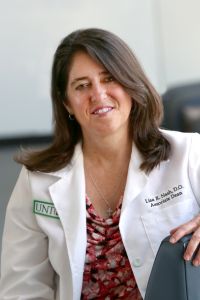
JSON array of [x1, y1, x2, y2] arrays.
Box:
[[93, 107, 113, 115]]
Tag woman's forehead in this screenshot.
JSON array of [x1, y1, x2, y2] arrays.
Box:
[[68, 51, 107, 80]]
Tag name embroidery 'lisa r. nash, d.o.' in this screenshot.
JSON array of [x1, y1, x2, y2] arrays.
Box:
[[144, 184, 184, 208]]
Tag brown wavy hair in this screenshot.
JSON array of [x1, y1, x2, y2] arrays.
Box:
[[16, 28, 171, 173]]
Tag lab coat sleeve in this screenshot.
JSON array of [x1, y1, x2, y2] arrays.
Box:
[[188, 133, 200, 205], [0, 166, 56, 300]]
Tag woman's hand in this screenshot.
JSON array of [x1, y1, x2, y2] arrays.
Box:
[[169, 214, 200, 266]]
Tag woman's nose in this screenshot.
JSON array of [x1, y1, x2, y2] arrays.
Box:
[[90, 84, 107, 102]]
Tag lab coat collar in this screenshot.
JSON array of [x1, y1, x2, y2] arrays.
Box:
[[122, 143, 149, 208], [36, 143, 83, 179], [48, 143, 86, 299]]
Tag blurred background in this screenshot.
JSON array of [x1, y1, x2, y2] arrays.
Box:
[[0, 0, 200, 249]]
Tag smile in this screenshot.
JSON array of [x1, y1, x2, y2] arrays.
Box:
[[92, 106, 114, 115]]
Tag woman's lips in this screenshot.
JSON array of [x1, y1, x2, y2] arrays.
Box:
[[92, 106, 114, 115]]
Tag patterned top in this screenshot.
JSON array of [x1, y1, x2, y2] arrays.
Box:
[[81, 196, 142, 300]]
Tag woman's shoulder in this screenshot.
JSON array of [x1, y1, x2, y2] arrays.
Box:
[[24, 142, 83, 178], [160, 129, 200, 160], [160, 128, 200, 144]]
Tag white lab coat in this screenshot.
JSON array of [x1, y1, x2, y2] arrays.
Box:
[[0, 130, 200, 300]]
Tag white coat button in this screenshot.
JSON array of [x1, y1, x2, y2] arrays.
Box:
[[133, 258, 142, 267]]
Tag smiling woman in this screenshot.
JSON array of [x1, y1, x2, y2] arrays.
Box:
[[65, 51, 132, 139], [14, 28, 169, 174], [1, 28, 200, 300]]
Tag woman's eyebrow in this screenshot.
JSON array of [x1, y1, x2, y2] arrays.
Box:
[[100, 70, 109, 75], [70, 71, 109, 86], [70, 77, 89, 86]]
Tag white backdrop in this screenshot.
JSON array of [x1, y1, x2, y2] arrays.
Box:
[[158, 0, 200, 86], [0, 0, 162, 137]]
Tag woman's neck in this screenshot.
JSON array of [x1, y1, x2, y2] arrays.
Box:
[[82, 131, 132, 167], [82, 131, 132, 218]]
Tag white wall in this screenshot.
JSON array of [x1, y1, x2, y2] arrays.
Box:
[[1, 0, 200, 138], [0, 0, 161, 138], [158, 0, 200, 87]]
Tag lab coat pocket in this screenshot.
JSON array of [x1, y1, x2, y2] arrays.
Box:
[[141, 199, 199, 255]]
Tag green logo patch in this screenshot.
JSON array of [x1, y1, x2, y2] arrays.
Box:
[[33, 200, 59, 219]]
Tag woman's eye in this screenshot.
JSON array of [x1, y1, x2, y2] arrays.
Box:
[[76, 83, 90, 90], [104, 76, 115, 83]]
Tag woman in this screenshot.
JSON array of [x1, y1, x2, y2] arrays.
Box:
[[0, 28, 200, 300]]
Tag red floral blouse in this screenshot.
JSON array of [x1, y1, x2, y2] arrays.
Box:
[[81, 196, 142, 300]]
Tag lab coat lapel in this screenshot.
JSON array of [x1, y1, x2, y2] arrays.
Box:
[[48, 144, 87, 299], [120, 144, 149, 261], [122, 143, 148, 208]]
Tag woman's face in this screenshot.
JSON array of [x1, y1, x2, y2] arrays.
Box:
[[65, 51, 132, 140]]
